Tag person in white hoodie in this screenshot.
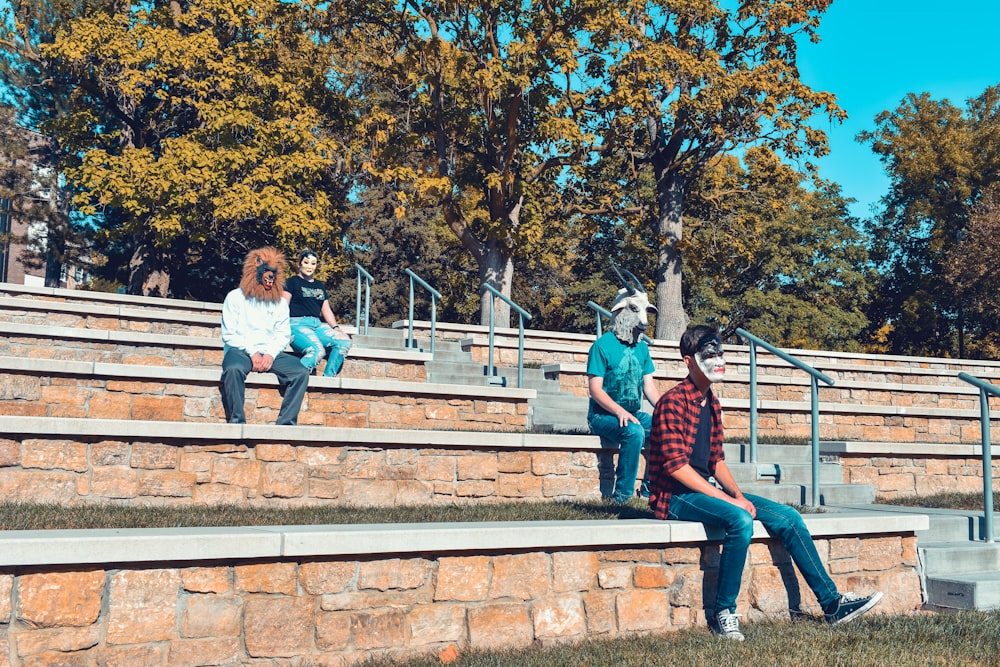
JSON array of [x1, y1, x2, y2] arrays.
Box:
[[220, 246, 310, 425]]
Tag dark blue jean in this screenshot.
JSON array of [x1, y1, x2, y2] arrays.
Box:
[[589, 411, 651, 502], [667, 491, 840, 614]]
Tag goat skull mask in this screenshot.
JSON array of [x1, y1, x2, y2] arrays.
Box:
[[609, 265, 656, 345]]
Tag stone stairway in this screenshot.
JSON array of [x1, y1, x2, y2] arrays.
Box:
[[831, 503, 1000, 611], [723, 442, 876, 506], [393, 324, 884, 504], [4, 283, 998, 613]]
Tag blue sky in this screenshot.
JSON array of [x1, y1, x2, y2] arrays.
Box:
[[794, 0, 1000, 219]]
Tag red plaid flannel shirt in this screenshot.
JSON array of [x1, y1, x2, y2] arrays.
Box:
[[647, 375, 726, 520]]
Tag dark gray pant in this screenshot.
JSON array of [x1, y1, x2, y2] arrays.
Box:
[[220, 348, 310, 425]]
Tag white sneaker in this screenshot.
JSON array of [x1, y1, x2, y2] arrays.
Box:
[[714, 609, 745, 641]]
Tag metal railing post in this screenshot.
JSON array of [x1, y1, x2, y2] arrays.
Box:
[[482, 283, 532, 388], [958, 372, 997, 543], [979, 387, 994, 543], [736, 328, 834, 507], [354, 264, 373, 335], [749, 341, 758, 464], [404, 269, 442, 356], [810, 375, 821, 507], [588, 300, 605, 337]]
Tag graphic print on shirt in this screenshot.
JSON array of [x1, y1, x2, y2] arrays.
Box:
[[300, 285, 325, 300], [606, 346, 643, 413]]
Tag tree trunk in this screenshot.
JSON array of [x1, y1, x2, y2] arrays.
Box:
[[478, 244, 513, 328], [653, 170, 689, 341], [127, 240, 171, 297]]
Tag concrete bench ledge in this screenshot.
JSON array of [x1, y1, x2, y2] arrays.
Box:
[[545, 360, 989, 396], [0, 282, 222, 312], [0, 511, 928, 568], [821, 440, 1000, 457], [0, 321, 425, 362], [4, 415, 995, 457], [748, 398, 998, 420], [0, 415, 595, 449], [0, 295, 221, 326], [395, 320, 1000, 375], [0, 355, 533, 400]]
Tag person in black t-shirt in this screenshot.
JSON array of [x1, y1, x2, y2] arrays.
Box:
[[281, 249, 352, 377]]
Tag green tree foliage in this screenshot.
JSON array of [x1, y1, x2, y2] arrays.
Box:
[[336, 184, 481, 329], [860, 87, 1000, 357], [39, 0, 353, 297], [353, 0, 607, 326], [943, 185, 1000, 358], [587, 0, 844, 339], [0, 0, 86, 287], [683, 148, 871, 350]]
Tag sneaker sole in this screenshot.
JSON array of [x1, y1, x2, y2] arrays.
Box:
[[829, 591, 884, 625]]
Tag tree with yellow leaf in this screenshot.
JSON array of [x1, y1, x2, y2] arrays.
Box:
[[40, 0, 353, 297], [588, 0, 844, 339], [352, 0, 608, 325]]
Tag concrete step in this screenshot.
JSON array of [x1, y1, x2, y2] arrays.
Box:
[[924, 571, 1000, 611], [831, 505, 1000, 543], [427, 360, 556, 390], [815, 483, 876, 505], [529, 393, 588, 409], [723, 442, 845, 465], [732, 483, 805, 505], [729, 482, 874, 506], [919, 541, 1000, 576], [726, 461, 845, 486], [350, 327, 408, 349]]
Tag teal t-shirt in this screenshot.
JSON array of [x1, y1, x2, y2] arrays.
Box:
[[586, 332, 654, 417]]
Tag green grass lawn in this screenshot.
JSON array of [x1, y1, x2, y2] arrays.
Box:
[[357, 612, 1000, 666], [878, 491, 1000, 512], [2, 491, 993, 531], [0, 498, 654, 530]]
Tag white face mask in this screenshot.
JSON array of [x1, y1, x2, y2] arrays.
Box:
[[696, 350, 726, 383], [693, 334, 725, 383]]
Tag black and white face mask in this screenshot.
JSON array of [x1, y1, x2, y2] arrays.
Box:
[[694, 334, 726, 383]]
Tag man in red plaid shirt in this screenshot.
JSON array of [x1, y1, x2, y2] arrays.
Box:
[[647, 324, 882, 640]]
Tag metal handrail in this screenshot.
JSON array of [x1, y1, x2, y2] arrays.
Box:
[[404, 268, 442, 356], [354, 264, 373, 335], [587, 300, 654, 345], [482, 283, 532, 388], [958, 372, 998, 543], [735, 328, 835, 507]]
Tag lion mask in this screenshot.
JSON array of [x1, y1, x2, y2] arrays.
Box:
[[239, 246, 286, 303]]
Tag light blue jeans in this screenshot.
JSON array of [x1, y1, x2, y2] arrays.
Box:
[[289, 316, 351, 377], [667, 491, 840, 615], [588, 411, 652, 502]]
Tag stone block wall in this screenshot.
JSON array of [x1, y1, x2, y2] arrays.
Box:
[[0, 534, 920, 666], [841, 455, 1000, 499], [0, 333, 426, 380], [0, 302, 221, 338], [0, 370, 525, 430], [0, 436, 604, 506]]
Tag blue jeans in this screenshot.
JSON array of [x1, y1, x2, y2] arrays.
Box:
[[667, 491, 840, 614], [589, 411, 652, 502], [289, 317, 351, 377]]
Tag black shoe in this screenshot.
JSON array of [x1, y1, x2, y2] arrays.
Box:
[[824, 591, 883, 625], [712, 609, 745, 641]]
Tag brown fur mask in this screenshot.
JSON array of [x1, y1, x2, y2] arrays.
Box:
[[239, 247, 286, 303]]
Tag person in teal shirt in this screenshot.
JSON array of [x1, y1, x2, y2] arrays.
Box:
[[587, 285, 661, 502]]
